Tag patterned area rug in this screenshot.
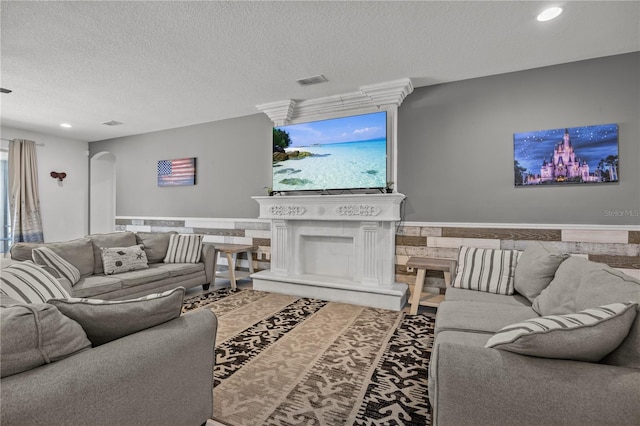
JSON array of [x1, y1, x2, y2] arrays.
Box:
[[182, 289, 435, 426]]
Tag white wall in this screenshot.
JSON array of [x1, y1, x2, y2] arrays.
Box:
[[1, 127, 89, 241]]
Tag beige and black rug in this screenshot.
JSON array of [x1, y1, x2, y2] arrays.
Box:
[[182, 289, 435, 426]]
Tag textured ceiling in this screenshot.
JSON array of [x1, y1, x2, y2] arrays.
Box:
[[1, 1, 638, 142]]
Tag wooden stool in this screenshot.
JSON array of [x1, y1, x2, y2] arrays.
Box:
[[213, 243, 254, 290], [406, 257, 457, 314]]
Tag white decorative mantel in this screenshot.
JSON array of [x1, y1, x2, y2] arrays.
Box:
[[251, 194, 408, 310]]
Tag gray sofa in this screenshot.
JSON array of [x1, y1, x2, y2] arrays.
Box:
[[429, 244, 640, 425], [10, 231, 216, 300], [0, 295, 217, 426]]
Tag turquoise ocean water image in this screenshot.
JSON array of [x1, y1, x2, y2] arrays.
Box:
[[273, 138, 387, 191]]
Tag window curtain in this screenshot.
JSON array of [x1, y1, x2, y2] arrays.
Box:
[[8, 139, 44, 243]]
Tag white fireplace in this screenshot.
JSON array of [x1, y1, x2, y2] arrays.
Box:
[[251, 193, 408, 310]]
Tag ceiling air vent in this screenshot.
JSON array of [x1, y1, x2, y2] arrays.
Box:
[[102, 120, 123, 126], [296, 75, 328, 86]]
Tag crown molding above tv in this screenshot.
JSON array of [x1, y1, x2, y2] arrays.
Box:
[[256, 78, 414, 125], [257, 78, 414, 194]]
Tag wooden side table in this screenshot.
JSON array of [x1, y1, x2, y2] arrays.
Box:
[[213, 243, 254, 290], [406, 257, 457, 314]]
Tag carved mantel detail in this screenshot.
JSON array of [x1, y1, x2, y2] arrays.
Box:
[[269, 205, 306, 216], [336, 205, 380, 217]]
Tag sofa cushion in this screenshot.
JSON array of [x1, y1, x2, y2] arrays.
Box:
[[445, 287, 531, 307], [10, 238, 95, 277], [453, 247, 520, 295], [32, 247, 81, 285], [150, 262, 204, 278], [533, 257, 636, 318], [115, 267, 171, 288], [88, 232, 137, 275], [514, 242, 569, 302], [485, 302, 637, 362], [434, 300, 538, 335], [164, 234, 203, 264], [135, 232, 176, 264], [0, 296, 91, 377], [0, 261, 71, 303], [72, 275, 123, 298], [101, 245, 149, 275], [49, 287, 185, 346]]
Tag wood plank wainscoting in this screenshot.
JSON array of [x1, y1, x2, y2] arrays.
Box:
[[116, 217, 639, 298]]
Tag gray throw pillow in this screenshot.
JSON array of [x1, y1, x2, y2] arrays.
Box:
[[49, 287, 185, 346], [0, 298, 91, 378], [514, 242, 569, 302], [485, 302, 637, 362]]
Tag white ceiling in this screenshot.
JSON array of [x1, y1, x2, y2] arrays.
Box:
[[1, 1, 638, 142]]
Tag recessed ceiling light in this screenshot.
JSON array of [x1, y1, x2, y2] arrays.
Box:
[[537, 7, 563, 22], [60, 123, 72, 128]]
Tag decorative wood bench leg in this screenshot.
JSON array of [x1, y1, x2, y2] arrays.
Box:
[[410, 268, 427, 315], [202, 284, 210, 291]]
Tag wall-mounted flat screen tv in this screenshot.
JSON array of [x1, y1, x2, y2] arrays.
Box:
[[272, 111, 387, 192]]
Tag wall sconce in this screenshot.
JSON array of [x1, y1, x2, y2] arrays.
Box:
[[50, 171, 67, 182]]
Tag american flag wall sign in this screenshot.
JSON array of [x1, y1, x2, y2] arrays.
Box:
[[157, 157, 196, 187]]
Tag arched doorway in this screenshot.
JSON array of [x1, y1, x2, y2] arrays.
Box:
[[90, 152, 116, 234]]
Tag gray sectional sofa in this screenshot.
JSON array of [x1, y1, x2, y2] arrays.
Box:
[[0, 288, 218, 425], [10, 231, 216, 300], [429, 244, 640, 425]]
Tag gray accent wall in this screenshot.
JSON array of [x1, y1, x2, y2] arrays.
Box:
[[90, 53, 639, 225], [89, 114, 272, 218], [398, 52, 639, 225]]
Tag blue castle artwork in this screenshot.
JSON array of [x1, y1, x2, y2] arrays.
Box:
[[514, 123, 619, 186], [272, 111, 387, 192]]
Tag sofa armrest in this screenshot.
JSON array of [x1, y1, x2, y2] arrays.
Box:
[[1, 309, 218, 426], [202, 243, 217, 284], [431, 342, 640, 426]]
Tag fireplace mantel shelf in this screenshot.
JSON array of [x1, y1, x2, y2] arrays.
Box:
[[252, 193, 405, 222], [251, 193, 408, 311]]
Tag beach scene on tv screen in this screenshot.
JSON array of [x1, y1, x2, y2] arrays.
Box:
[[272, 111, 387, 191]]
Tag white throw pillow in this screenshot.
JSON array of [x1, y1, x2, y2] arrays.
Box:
[[0, 261, 71, 303], [101, 245, 149, 275], [485, 302, 638, 362], [163, 234, 203, 264], [32, 246, 81, 285], [453, 246, 520, 295]]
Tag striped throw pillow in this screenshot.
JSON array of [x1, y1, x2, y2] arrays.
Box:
[[163, 234, 203, 264], [453, 247, 520, 295], [32, 247, 81, 285], [0, 261, 71, 303], [485, 302, 638, 362]]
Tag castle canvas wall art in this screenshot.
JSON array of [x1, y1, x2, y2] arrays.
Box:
[[514, 123, 619, 186]]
